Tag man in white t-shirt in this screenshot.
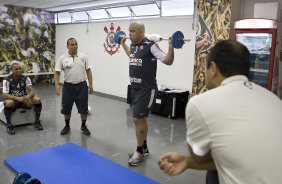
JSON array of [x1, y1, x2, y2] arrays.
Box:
[[158, 40, 282, 184], [54, 38, 93, 136]]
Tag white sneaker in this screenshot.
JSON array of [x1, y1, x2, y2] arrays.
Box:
[[128, 151, 144, 166], [128, 148, 149, 158]]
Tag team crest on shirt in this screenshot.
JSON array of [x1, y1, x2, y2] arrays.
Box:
[[103, 23, 121, 56]]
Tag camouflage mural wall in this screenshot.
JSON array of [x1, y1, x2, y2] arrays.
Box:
[[0, 5, 55, 75], [192, 0, 231, 96]]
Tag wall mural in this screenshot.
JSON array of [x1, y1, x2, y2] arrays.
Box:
[[0, 5, 55, 75], [192, 0, 231, 96]]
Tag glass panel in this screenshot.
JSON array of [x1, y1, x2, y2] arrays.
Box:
[[54, 13, 58, 24], [162, 0, 193, 16], [57, 12, 72, 23], [236, 33, 272, 88], [70, 11, 88, 21], [87, 9, 108, 19], [131, 4, 159, 16], [107, 7, 131, 17]]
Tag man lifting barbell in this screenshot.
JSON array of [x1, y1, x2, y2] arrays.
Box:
[[118, 22, 175, 166]]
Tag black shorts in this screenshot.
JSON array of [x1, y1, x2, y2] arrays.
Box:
[[13, 100, 29, 110], [132, 87, 157, 118], [61, 81, 88, 115]]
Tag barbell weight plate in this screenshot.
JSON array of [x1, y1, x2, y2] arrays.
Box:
[[172, 31, 185, 49], [25, 178, 41, 184], [13, 172, 31, 184], [114, 31, 126, 44]]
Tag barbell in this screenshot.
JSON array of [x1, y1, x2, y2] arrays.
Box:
[[13, 172, 41, 184], [114, 31, 190, 49]]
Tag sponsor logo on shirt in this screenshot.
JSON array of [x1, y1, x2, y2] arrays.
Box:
[[129, 53, 142, 66], [130, 77, 142, 83], [130, 58, 143, 66], [11, 90, 25, 97]]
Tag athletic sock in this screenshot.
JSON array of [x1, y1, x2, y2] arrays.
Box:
[[34, 103, 42, 122], [65, 119, 70, 127], [143, 140, 148, 149], [81, 120, 86, 127], [4, 106, 13, 125], [136, 146, 143, 154]]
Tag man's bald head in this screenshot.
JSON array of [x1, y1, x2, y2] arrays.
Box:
[[130, 22, 145, 33], [129, 22, 145, 44]]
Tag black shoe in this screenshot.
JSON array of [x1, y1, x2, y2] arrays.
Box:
[[7, 125, 15, 135], [60, 126, 70, 135], [34, 120, 43, 130], [81, 125, 91, 136]]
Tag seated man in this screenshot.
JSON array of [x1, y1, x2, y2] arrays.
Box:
[[2, 61, 43, 134]]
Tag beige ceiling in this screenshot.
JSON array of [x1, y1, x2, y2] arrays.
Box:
[[0, 0, 155, 12]]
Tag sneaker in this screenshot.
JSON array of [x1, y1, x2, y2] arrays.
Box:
[[60, 126, 70, 135], [128, 151, 144, 166], [129, 148, 149, 158], [81, 125, 91, 136], [34, 120, 43, 130], [7, 125, 15, 135]]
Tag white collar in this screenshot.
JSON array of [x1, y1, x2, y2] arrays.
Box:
[[67, 52, 78, 57], [220, 75, 253, 89], [221, 75, 248, 86]]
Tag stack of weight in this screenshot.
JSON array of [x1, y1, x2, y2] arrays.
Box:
[[13, 172, 41, 184]]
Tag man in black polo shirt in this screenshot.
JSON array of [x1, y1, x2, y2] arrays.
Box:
[[120, 22, 174, 166], [2, 62, 43, 134]]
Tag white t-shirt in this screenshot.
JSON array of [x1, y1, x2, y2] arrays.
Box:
[[55, 52, 91, 84], [186, 75, 282, 184]]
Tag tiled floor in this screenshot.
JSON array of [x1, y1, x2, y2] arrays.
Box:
[[0, 85, 206, 184]]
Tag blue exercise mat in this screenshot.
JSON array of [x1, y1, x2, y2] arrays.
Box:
[[4, 143, 159, 184]]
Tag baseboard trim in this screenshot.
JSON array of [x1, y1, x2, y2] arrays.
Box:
[[91, 91, 127, 103]]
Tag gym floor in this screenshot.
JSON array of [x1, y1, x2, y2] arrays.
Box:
[[0, 85, 205, 184]]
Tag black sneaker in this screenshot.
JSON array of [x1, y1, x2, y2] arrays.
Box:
[[34, 120, 43, 130], [7, 125, 15, 135], [60, 126, 70, 135], [81, 125, 91, 136]]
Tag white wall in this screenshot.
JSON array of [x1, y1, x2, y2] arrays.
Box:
[[230, 0, 243, 38], [56, 17, 195, 98], [242, 0, 282, 20]]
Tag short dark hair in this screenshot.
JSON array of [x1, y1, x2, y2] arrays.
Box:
[[207, 40, 250, 77], [11, 61, 21, 69], [67, 38, 76, 46]]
